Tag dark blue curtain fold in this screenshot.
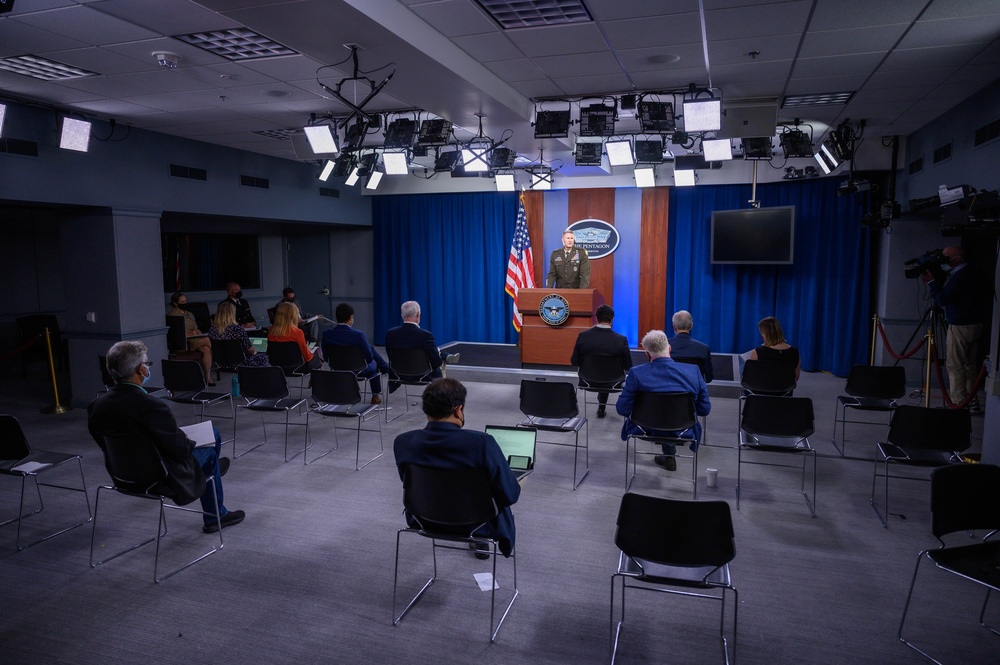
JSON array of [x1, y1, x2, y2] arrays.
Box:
[[372, 192, 519, 346], [667, 179, 871, 377]]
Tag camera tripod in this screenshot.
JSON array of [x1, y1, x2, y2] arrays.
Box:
[[896, 305, 948, 404]]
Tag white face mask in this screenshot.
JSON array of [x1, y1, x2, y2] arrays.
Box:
[[141, 363, 151, 385]]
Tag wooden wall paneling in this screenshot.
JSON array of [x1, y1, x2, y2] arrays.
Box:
[[638, 188, 669, 337], [568, 188, 615, 307], [522, 191, 545, 287]]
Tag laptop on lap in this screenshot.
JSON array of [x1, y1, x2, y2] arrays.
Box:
[[485, 425, 536, 480]]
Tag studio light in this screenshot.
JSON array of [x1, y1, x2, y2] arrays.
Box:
[[533, 109, 571, 139], [674, 169, 696, 186], [578, 103, 616, 137], [382, 151, 409, 175], [318, 160, 336, 181], [433, 149, 462, 172], [529, 167, 553, 190], [605, 139, 634, 167], [779, 128, 813, 158], [634, 166, 656, 188], [345, 166, 362, 187], [342, 118, 369, 151], [365, 169, 383, 190], [304, 124, 339, 155], [682, 98, 721, 132], [634, 139, 663, 164], [702, 138, 733, 162], [495, 173, 516, 192], [741, 137, 773, 160], [346, 152, 377, 186], [489, 147, 516, 171], [462, 144, 491, 172], [814, 148, 838, 175], [383, 118, 416, 148], [416, 118, 452, 146], [574, 139, 603, 166], [0, 102, 6, 136], [59, 116, 91, 152], [331, 153, 355, 177], [638, 101, 675, 132]]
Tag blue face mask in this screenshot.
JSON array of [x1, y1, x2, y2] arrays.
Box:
[[141, 364, 151, 385]]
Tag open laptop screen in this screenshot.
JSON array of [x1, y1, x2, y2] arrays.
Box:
[[485, 425, 536, 475]]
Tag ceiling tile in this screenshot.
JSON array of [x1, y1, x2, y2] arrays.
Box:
[[705, 1, 812, 41], [902, 15, 1000, 48], [87, 0, 242, 36], [587, 0, 699, 21], [503, 23, 606, 58], [531, 51, 622, 78], [555, 72, 633, 97], [709, 34, 801, 66], [12, 5, 160, 46], [0, 18, 90, 55], [508, 79, 563, 98], [483, 58, 545, 82], [451, 31, 524, 61], [792, 52, 885, 78], [600, 14, 703, 51], [409, 0, 497, 37], [37, 46, 155, 76], [808, 0, 925, 30], [784, 73, 869, 95], [880, 43, 991, 71], [799, 26, 904, 59]]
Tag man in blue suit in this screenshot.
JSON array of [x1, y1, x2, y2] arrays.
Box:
[[322, 302, 390, 404], [384, 300, 460, 380], [667, 310, 714, 383], [393, 378, 521, 558], [616, 330, 711, 471]]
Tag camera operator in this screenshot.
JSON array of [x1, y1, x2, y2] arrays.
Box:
[[921, 246, 988, 412]]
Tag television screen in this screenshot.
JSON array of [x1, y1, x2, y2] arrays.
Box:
[[711, 206, 795, 264]]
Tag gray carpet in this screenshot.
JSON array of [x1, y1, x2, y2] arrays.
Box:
[[0, 369, 996, 664]]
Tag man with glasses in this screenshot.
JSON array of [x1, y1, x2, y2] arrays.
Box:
[[88, 340, 245, 534]]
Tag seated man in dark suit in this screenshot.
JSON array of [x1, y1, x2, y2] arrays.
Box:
[[87, 340, 245, 534], [384, 300, 460, 381], [667, 309, 714, 383], [570, 304, 631, 418], [616, 330, 711, 472], [275, 286, 334, 343], [321, 302, 390, 404], [393, 378, 521, 558], [220, 281, 257, 329]]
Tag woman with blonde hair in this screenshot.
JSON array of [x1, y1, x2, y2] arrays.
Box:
[[208, 301, 269, 366], [167, 291, 214, 384], [267, 302, 321, 370], [749, 316, 801, 380]]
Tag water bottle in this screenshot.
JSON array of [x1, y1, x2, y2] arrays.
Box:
[[231, 374, 240, 397]]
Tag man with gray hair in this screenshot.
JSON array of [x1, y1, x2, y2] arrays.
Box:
[[88, 340, 245, 533], [384, 300, 459, 380], [545, 229, 591, 288], [668, 309, 714, 383], [616, 330, 710, 471]]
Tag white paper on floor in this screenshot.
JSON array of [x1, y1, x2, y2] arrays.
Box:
[[474, 572, 498, 591]]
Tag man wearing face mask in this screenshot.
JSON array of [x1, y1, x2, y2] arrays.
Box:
[[88, 341, 245, 534], [392, 378, 521, 558], [221, 282, 257, 329], [276, 287, 334, 343]]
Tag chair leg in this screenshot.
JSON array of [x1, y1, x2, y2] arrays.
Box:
[[301, 411, 333, 465], [355, 411, 384, 470], [12, 457, 93, 552], [980, 589, 999, 636], [870, 456, 889, 528], [800, 449, 817, 517], [736, 445, 743, 510], [392, 530, 439, 627], [897, 551, 947, 664], [571, 425, 591, 490], [831, 403, 846, 456]]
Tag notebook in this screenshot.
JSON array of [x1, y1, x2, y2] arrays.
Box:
[[250, 337, 268, 353], [485, 425, 536, 480]]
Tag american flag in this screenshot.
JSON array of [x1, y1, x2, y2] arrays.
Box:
[[505, 196, 536, 331]]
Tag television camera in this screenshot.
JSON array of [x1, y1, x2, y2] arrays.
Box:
[[903, 249, 948, 280]]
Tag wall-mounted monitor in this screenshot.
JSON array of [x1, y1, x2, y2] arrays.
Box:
[[711, 205, 795, 264]]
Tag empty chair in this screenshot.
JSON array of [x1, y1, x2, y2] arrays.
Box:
[[160, 359, 234, 447], [385, 347, 435, 423], [0, 414, 92, 551], [611, 492, 737, 664], [738, 395, 817, 516], [870, 405, 970, 528], [89, 433, 222, 583], [832, 364, 906, 456], [309, 369, 382, 469], [393, 464, 518, 642], [576, 353, 627, 419], [517, 379, 589, 489], [623, 391, 700, 498], [234, 366, 308, 461], [898, 463, 1000, 664]]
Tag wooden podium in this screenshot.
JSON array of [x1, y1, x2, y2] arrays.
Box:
[[519, 288, 604, 365]]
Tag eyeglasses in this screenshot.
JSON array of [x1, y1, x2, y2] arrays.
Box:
[[141, 361, 153, 367]]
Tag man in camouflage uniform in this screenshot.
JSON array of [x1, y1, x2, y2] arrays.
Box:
[[545, 229, 591, 288]]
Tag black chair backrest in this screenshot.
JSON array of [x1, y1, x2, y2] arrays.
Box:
[[326, 344, 368, 373], [267, 341, 305, 371], [161, 358, 206, 393], [179, 302, 211, 334], [16, 314, 62, 345], [403, 464, 498, 529], [100, 433, 170, 495], [519, 380, 579, 419], [886, 405, 971, 453], [311, 370, 361, 405], [211, 338, 245, 371], [630, 391, 696, 433], [98, 355, 115, 390], [844, 364, 906, 400], [930, 463, 1000, 539], [741, 359, 797, 395], [267, 307, 277, 324], [578, 353, 627, 385], [740, 395, 815, 438], [0, 414, 31, 461], [387, 346, 434, 377], [165, 316, 189, 352], [672, 355, 709, 381], [237, 365, 289, 400], [615, 492, 735, 567]]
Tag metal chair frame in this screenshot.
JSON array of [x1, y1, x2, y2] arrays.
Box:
[[624, 391, 700, 499], [831, 364, 906, 457], [161, 359, 235, 446], [234, 366, 309, 462], [309, 370, 383, 469], [385, 347, 435, 423], [266, 340, 311, 397], [576, 353, 627, 419], [325, 343, 378, 402], [517, 379, 589, 489]]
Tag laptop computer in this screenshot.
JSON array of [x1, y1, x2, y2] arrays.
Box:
[[250, 337, 268, 353], [485, 425, 536, 480]]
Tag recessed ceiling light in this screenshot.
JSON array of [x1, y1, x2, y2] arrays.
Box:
[[646, 54, 680, 65], [261, 90, 289, 98], [476, 0, 592, 29], [782, 91, 855, 108], [0, 55, 97, 81], [175, 28, 298, 60], [252, 128, 297, 140]]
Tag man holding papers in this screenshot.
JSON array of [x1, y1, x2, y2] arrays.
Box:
[[88, 341, 245, 534]]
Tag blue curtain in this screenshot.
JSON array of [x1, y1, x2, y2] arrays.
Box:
[[372, 192, 519, 345], [667, 179, 871, 377]]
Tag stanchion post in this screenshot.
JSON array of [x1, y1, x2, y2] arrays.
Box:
[[41, 327, 71, 414], [869, 313, 879, 365], [923, 326, 934, 409]]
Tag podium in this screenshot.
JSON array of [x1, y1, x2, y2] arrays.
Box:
[[519, 288, 604, 365]]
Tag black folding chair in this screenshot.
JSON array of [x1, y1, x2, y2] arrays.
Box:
[[309, 370, 382, 469], [393, 464, 517, 642], [576, 353, 627, 419], [738, 395, 817, 516], [518, 379, 589, 489], [266, 340, 311, 396], [624, 391, 700, 498], [870, 405, 970, 528], [611, 492, 737, 664], [385, 347, 435, 423], [234, 366, 308, 462], [0, 415, 92, 551], [832, 364, 906, 456], [211, 338, 246, 374], [325, 344, 375, 400], [898, 463, 1000, 664]]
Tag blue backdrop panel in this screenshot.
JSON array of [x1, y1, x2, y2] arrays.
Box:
[[613, 188, 642, 347]]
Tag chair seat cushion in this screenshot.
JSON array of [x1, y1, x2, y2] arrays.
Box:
[[741, 434, 811, 451], [527, 416, 586, 432], [928, 541, 1000, 590], [313, 403, 377, 418], [839, 395, 897, 411], [619, 554, 731, 588], [246, 397, 304, 411], [1, 450, 79, 473], [877, 443, 958, 465]]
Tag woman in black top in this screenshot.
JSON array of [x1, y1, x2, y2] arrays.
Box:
[[749, 316, 801, 380]]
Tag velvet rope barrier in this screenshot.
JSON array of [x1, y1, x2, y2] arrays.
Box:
[[930, 352, 988, 410], [0, 333, 41, 362], [875, 319, 927, 360]]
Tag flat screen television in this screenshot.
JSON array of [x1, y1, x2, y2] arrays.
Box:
[[710, 205, 795, 264]]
